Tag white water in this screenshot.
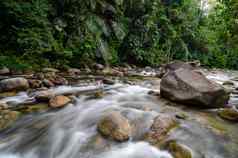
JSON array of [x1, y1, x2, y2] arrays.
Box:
[[1, 72, 238, 158], [0, 85, 171, 158]]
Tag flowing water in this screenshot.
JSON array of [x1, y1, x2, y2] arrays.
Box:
[[0, 71, 237, 158]]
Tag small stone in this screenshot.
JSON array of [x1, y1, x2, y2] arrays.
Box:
[[35, 90, 55, 102], [218, 108, 238, 121], [28, 79, 42, 89], [49, 95, 71, 108], [94, 64, 104, 70], [165, 140, 192, 158], [0, 67, 10, 75], [42, 68, 59, 73], [68, 68, 81, 76], [222, 81, 234, 86], [42, 79, 55, 88], [102, 78, 115, 85]]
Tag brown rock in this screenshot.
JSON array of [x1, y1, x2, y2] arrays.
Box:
[[0, 77, 29, 92], [144, 114, 177, 146], [165, 140, 192, 158], [218, 108, 238, 121], [49, 95, 71, 108], [35, 90, 55, 102], [97, 111, 131, 141]]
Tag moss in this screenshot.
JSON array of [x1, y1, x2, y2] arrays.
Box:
[[166, 140, 192, 158]]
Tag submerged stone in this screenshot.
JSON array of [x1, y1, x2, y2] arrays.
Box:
[[218, 108, 238, 122]]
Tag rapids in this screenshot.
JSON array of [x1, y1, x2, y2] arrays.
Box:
[[0, 70, 238, 158]]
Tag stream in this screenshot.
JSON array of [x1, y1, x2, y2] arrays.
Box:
[[0, 70, 238, 158]]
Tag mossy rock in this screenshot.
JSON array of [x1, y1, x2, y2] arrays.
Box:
[[165, 140, 192, 158], [0, 110, 21, 130], [16, 103, 49, 114], [0, 91, 17, 98], [218, 108, 238, 122]]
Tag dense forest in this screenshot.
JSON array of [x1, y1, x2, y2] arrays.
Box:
[[0, 0, 237, 70]]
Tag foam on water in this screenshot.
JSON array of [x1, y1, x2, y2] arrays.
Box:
[[97, 142, 172, 158]]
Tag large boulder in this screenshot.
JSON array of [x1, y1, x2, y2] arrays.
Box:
[[97, 111, 131, 141], [163, 61, 197, 73], [160, 68, 230, 108], [0, 77, 29, 92]]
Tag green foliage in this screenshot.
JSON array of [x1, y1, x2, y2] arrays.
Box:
[[0, 0, 238, 69]]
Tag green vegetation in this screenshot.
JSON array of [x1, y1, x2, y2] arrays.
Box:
[[0, 0, 237, 69]]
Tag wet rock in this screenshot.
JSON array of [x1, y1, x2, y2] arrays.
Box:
[[145, 66, 152, 72], [0, 67, 10, 75], [164, 140, 192, 158], [0, 91, 17, 98], [160, 68, 230, 108], [42, 79, 55, 88], [35, 90, 55, 102], [144, 114, 177, 146], [0, 110, 20, 130], [28, 79, 42, 89], [148, 90, 160, 96], [17, 103, 49, 114], [175, 112, 188, 120], [0, 103, 8, 110], [51, 75, 68, 85], [103, 78, 115, 85], [67, 68, 81, 76], [222, 81, 234, 86], [163, 61, 196, 73], [218, 108, 238, 121], [49, 95, 71, 108], [94, 64, 104, 70], [97, 111, 131, 141], [42, 68, 59, 73], [0, 77, 29, 92]]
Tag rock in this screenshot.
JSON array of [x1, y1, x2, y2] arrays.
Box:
[[0, 77, 29, 92], [102, 78, 115, 85], [160, 68, 230, 108], [42, 79, 55, 88], [0, 103, 8, 110], [222, 81, 234, 86], [28, 79, 42, 89], [187, 60, 201, 67], [144, 114, 177, 146], [97, 111, 131, 141], [42, 68, 59, 73], [148, 90, 160, 96], [51, 76, 68, 85], [49, 95, 71, 108], [218, 108, 238, 121], [0, 91, 17, 98], [0, 110, 20, 130], [94, 64, 104, 70], [35, 90, 55, 102], [163, 61, 196, 73], [165, 141, 192, 158], [0, 67, 10, 75], [145, 66, 152, 72], [67, 68, 81, 76]]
